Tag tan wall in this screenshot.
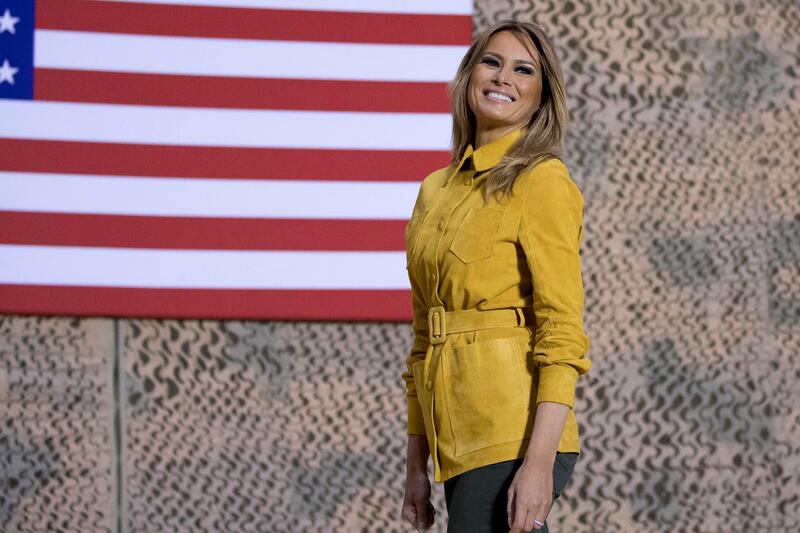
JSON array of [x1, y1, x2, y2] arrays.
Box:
[[2, 1, 799, 531]]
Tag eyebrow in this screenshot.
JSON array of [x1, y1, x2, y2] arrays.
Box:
[[483, 51, 538, 68]]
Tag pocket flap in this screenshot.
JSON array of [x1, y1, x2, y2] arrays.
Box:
[[448, 206, 505, 263]]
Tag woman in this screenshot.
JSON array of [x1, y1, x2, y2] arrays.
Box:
[[400, 20, 592, 533]]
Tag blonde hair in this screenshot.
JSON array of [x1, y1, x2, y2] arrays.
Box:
[[448, 20, 569, 204]]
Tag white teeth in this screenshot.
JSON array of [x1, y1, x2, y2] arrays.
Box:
[[486, 91, 513, 103]]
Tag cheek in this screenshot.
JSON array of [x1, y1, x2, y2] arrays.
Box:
[[520, 81, 542, 108], [466, 83, 481, 110], [468, 67, 491, 93]]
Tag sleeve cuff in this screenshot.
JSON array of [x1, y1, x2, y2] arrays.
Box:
[[407, 397, 427, 435], [535, 364, 580, 408]]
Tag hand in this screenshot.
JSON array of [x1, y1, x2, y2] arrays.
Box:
[[507, 459, 553, 532], [401, 470, 436, 531]]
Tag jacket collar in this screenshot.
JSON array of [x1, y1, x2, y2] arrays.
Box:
[[462, 126, 526, 172]]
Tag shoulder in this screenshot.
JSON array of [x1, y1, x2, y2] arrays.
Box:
[[514, 157, 584, 206], [516, 157, 577, 190], [410, 163, 456, 212], [420, 164, 455, 190]]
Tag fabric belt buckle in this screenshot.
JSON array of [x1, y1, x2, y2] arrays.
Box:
[[427, 305, 446, 345]]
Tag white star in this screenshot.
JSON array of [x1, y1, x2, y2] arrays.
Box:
[[0, 59, 19, 85], [0, 9, 20, 35]]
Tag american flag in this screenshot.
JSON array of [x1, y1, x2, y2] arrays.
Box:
[[0, 0, 471, 320]]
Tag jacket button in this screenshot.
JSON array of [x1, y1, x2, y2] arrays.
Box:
[[426, 381, 433, 390], [437, 219, 445, 230], [464, 176, 470, 185]]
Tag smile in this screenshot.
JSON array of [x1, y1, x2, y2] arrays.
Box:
[[484, 90, 514, 103]]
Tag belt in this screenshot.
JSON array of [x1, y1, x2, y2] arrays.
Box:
[[420, 305, 532, 481], [427, 305, 530, 345]]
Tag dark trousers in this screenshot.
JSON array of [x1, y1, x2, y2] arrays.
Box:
[[443, 452, 579, 533]]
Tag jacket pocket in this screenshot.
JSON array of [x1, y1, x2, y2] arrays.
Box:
[[448, 206, 505, 263], [442, 336, 532, 457], [405, 211, 429, 267]]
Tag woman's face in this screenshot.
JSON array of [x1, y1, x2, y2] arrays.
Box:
[[467, 30, 543, 134]]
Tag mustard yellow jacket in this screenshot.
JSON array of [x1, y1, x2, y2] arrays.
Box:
[[403, 126, 592, 482]]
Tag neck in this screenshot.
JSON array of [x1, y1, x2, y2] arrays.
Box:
[[473, 123, 522, 150]]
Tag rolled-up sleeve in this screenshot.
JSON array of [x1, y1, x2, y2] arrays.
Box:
[[402, 284, 428, 435], [517, 160, 592, 409]]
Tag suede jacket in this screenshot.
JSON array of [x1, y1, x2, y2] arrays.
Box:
[[402, 126, 592, 482]]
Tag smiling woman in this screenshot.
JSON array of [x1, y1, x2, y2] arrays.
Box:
[[400, 19, 590, 533], [467, 31, 543, 148]]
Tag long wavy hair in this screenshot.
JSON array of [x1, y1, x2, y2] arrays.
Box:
[[448, 20, 569, 204]]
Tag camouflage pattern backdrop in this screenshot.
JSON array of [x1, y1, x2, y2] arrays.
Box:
[[2, 0, 799, 531]]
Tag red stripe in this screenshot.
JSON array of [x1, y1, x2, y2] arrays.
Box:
[[36, 0, 471, 46], [35, 69, 451, 113], [0, 212, 406, 251], [0, 285, 412, 320], [1, 139, 451, 182]]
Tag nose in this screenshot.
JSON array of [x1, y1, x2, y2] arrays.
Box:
[[492, 65, 512, 85]]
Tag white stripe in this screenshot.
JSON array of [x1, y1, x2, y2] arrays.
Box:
[[0, 172, 419, 220], [0, 100, 451, 149], [35, 30, 468, 82], [0, 245, 409, 289], [95, 0, 472, 15]]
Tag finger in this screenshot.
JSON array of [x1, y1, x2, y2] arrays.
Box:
[[530, 503, 549, 530], [506, 487, 515, 528], [523, 512, 536, 531], [420, 501, 433, 529], [534, 499, 553, 529], [424, 501, 436, 528], [403, 504, 417, 524], [401, 503, 417, 526], [415, 501, 429, 531], [511, 504, 528, 533]]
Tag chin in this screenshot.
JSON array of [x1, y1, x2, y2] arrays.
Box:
[[476, 112, 517, 127], [476, 110, 513, 125]]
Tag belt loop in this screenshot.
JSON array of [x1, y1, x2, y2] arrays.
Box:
[[428, 306, 446, 345], [515, 307, 526, 327]]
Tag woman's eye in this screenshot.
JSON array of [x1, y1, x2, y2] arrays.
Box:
[[517, 67, 534, 75], [482, 57, 499, 66]]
